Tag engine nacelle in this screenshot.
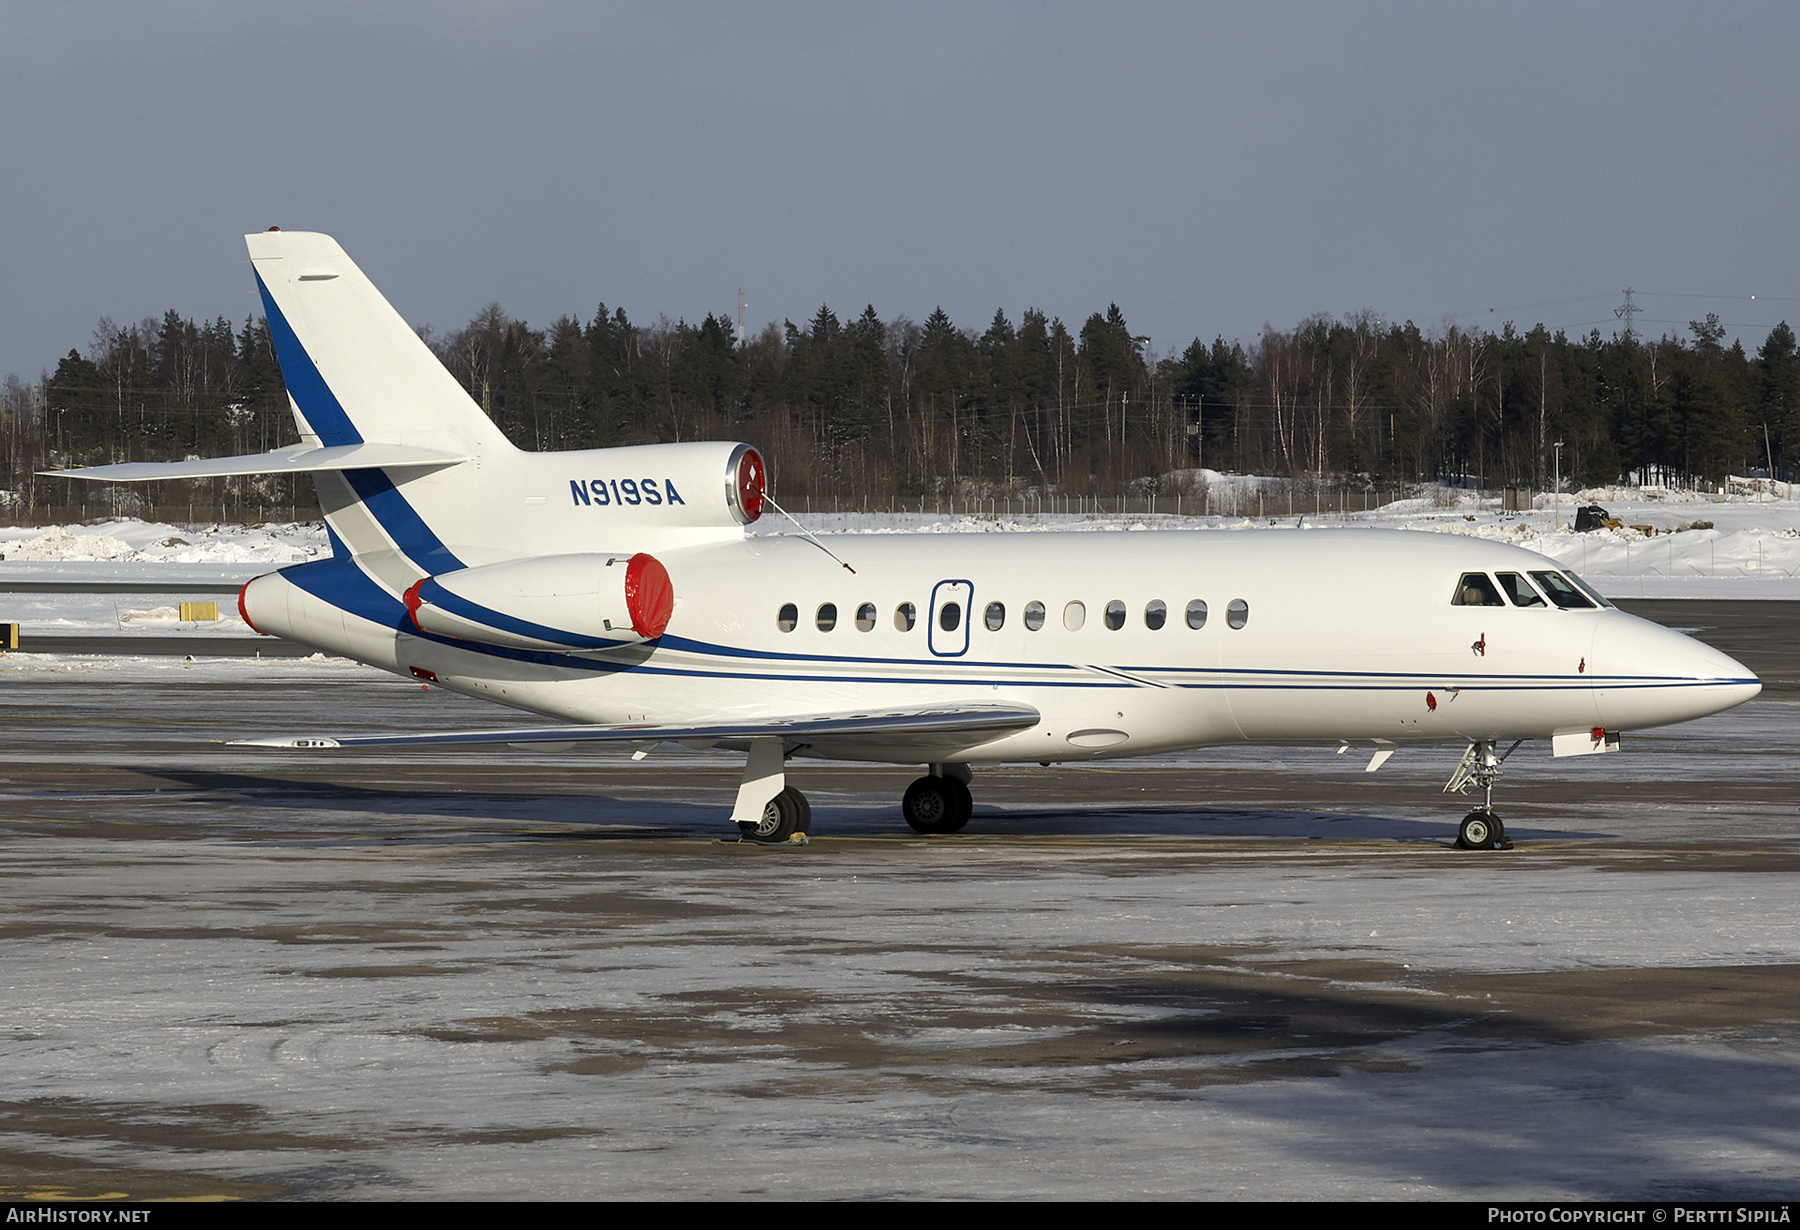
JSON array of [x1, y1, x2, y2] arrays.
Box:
[[405, 552, 674, 651], [556, 440, 765, 529]]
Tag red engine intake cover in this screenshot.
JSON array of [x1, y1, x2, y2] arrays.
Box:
[[735, 447, 766, 522], [625, 553, 674, 638]]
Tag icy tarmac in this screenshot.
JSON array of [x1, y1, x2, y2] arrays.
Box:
[[1, 622, 1798, 1200]]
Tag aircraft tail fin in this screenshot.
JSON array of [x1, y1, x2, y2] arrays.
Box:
[[245, 229, 511, 457]]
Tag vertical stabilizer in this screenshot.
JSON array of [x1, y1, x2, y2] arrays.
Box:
[[245, 230, 511, 456], [245, 230, 513, 574]]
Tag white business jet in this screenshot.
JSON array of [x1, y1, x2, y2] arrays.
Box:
[[58, 231, 1761, 849]]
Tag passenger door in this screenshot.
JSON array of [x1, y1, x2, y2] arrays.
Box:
[[928, 579, 973, 657]]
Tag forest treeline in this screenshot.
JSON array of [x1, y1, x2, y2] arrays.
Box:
[[4, 294, 1797, 520]]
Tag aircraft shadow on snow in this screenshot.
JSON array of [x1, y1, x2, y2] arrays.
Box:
[[127, 767, 1608, 843]]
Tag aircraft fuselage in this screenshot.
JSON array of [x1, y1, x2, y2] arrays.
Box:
[[244, 526, 1758, 767]]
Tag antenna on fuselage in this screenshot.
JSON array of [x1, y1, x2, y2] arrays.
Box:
[[763, 493, 856, 575]]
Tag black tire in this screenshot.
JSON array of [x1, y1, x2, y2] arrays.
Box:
[[1458, 810, 1498, 849], [939, 778, 972, 832], [785, 787, 812, 834], [739, 790, 799, 842], [902, 777, 957, 833]]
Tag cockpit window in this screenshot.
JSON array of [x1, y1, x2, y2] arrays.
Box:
[[1452, 573, 1506, 607], [1563, 572, 1614, 608], [1530, 570, 1596, 609], [1495, 572, 1546, 607]]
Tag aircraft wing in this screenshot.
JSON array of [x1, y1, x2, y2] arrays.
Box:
[[42, 443, 469, 482], [230, 702, 1041, 750]]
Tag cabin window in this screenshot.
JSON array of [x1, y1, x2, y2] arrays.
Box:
[[816, 603, 837, 632], [939, 603, 962, 632], [895, 602, 917, 632], [1564, 572, 1614, 608], [1063, 600, 1086, 631], [855, 602, 877, 631], [1185, 599, 1208, 629], [777, 603, 798, 633], [1145, 599, 1167, 630], [1024, 601, 1046, 631], [984, 601, 1006, 631], [1452, 573, 1506, 607], [1104, 600, 1127, 630], [1227, 598, 1249, 629], [1530, 571, 1597, 610], [1495, 572, 1546, 607]]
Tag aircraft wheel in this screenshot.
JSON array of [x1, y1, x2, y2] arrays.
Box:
[[1458, 810, 1502, 850], [785, 787, 812, 834], [939, 778, 972, 832], [740, 789, 801, 842], [902, 776, 965, 834]]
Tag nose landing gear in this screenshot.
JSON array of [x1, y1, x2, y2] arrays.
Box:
[[1445, 739, 1521, 850], [1457, 809, 1507, 850], [739, 786, 812, 842]]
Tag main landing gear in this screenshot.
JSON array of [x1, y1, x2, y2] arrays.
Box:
[[738, 787, 811, 843], [1444, 739, 1522, 850], [901, 763, 973, 834]]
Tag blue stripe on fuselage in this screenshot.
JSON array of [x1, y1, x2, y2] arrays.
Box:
[[283, 551, 409, 633], [282, 551, 638, 674]]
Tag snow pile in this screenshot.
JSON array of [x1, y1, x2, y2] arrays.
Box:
[[754, 477, 1800, 598], [1574, 478, 1794, 505], [0, 518, 327, 564], [1, 525, 140, 561]]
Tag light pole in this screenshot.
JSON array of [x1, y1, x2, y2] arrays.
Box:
[[1553, 440, 1564, 530]]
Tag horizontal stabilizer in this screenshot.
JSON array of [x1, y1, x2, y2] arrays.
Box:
[[230, 703, 1041, 749], [42, 443, 470, 483]]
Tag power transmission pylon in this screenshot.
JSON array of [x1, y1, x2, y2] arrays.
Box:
[[1614, 288, 1641, 340]]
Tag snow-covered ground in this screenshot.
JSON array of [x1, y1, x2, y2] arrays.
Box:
[[2, 662, 1797, 1199], [0, 521, 324, 636], [762, 477, 1800, 600]]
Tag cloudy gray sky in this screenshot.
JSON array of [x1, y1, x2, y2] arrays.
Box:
[[3, 1, 1796, 381]]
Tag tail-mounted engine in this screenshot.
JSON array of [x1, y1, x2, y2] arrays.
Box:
[[559, 441, 765, 529], [405, 552, 674, 651]]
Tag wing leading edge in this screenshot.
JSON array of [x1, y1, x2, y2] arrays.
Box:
[[229, 702, 1041, 750]]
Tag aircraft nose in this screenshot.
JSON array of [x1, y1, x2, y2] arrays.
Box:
[[1592, 612, 1761, 731]]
